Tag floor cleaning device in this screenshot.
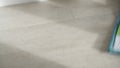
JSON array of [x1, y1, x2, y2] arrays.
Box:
[[109, 13, 120, 54]]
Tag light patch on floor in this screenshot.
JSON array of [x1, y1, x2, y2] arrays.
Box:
[[93, 0, 107, 5]]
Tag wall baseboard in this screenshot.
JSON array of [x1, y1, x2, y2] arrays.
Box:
[[0, 0, 37, 7]]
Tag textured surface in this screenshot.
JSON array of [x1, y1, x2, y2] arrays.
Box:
[[0, 0, 120, 68]]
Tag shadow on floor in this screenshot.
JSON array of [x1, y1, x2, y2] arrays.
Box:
[[0, 43, 67, 68]]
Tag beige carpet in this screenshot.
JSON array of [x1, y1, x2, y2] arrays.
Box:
[[0, 0, 120, 68]]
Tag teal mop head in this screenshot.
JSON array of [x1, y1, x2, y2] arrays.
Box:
[[109, 13, 120, 54]]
